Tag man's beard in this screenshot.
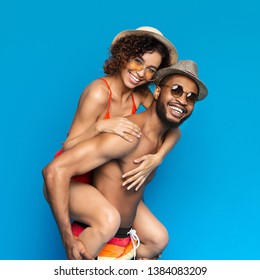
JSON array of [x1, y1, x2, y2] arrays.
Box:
[[156, 99, 192, 129]]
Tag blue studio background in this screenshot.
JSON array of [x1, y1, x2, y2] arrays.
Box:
[[1, 0, 259, 260]]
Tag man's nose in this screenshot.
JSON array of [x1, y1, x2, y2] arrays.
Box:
[[176, 93, 188, 105]]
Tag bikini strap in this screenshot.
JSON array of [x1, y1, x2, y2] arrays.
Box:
[[99, 78, 136, 117], [98, 78, 112, 119], [131, 93, 137, 114]]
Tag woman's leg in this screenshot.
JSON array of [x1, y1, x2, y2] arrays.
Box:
[[68, 180, 121, 258], [43, 181, 120, 258], [133, 200, 169, 259]]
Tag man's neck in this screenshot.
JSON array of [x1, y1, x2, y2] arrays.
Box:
[[141, 102, 170, 138]]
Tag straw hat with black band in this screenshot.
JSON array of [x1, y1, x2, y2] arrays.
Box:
[[112, 26, 178, 65]]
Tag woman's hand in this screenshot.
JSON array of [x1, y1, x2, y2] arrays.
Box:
[[122, 154, 161, 191], [97, 117, 141, 142]]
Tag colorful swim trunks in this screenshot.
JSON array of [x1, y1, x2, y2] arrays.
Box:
[[71, 222, 140, 260]]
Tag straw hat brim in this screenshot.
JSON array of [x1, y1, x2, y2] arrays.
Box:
[[155, 68, 208, 101], [112, 29, 178, 65]]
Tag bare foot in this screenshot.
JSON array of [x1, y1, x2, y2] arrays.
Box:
[[137, 254, 161, 260]]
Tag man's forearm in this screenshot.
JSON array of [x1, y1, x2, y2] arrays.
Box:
[[42, 165, 74, 254]]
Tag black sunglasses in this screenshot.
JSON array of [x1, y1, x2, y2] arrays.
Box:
[[161, 84, 198, 104]]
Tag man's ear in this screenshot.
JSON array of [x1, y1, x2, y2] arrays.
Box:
[[154, 86, 161, 100]]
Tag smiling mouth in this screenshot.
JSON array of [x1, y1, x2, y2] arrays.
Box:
[[168, 104, 187, 118], [129, 72, 142, 83]]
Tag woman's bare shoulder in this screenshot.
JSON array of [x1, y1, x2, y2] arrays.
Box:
[[79, 78, 110, 106]]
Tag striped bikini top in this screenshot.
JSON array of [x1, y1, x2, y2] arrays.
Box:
[[99, 78, 137, 119]]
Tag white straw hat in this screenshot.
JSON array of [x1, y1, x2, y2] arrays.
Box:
[[112, 26, 178, 64]]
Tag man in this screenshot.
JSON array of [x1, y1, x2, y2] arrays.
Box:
[[42, 60, 208, 260]]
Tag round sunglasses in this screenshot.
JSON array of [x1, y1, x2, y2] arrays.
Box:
[[128, 57, 158, 81], [161, 84, 198, 104]]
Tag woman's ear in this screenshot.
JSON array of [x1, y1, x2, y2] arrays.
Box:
[[154, 86, 161, 100]]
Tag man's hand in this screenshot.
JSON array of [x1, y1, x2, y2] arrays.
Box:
[[64, 237, 94, 260]]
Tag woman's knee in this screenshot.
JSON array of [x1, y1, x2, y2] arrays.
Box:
[[94, 205, 121, 239], [147, 225, 169, 252], [156, 227, 169, 250]]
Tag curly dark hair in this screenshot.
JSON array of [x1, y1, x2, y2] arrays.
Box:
[[104, 34, 171, 74], [103, 34, 171, 93]]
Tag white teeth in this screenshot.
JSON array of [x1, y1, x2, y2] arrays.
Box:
[[169, 106, 183, 114], [130, 73, 140, 82]]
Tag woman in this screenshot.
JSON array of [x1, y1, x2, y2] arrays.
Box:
[[46, 27, 180, 259]]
